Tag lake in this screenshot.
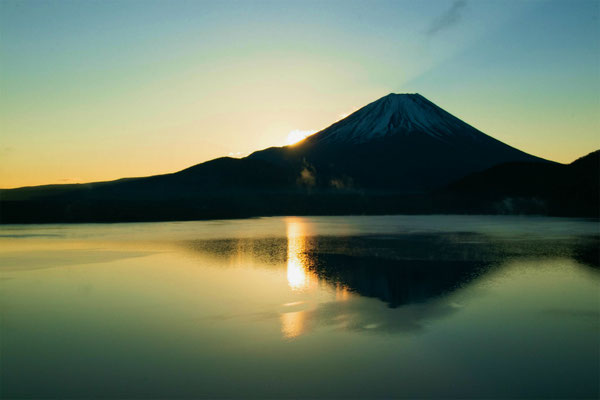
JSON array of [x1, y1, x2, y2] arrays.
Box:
[[1, 215, 598, 398]]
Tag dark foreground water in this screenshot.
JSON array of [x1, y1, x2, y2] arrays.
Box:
[[1, 215, 598, 399]]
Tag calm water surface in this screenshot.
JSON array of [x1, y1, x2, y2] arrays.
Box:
[[1, 215, 598, 398]]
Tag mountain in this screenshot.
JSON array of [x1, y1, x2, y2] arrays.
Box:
[[312, 93, 511, 145], [248, 93, 546, 192], [436, 150, 600, 217], [3, 93, 592, 224]]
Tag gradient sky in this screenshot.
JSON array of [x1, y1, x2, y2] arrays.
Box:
[[1, 0, 598, 188]]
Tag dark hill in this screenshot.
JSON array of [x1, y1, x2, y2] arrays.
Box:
[[436, 150, 599, 217]]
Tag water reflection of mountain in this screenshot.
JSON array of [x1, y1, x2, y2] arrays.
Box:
[[298, 234, 497, 308], [306, 234, 598, 306], [182, 231, 598, 310], [306, 253, 487, 308]]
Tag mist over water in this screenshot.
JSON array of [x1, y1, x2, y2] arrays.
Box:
[[1, 215, 598, 398]]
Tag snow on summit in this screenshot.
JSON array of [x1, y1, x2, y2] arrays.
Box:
[[312, 93, 482, 145]]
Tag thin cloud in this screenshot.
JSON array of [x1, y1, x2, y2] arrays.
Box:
[[426, 0, 467, 37]]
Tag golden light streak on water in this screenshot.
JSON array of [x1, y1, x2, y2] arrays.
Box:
[[285, 217, 313, 291], [280, 310, 307, 339]]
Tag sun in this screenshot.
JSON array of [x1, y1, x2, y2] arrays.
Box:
[[286, 129, 316, 146]]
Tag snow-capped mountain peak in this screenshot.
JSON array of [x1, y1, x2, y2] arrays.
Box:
[[311, 93, 481, 145]]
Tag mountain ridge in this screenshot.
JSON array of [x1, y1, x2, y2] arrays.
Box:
[[2, 93, 595, 223]]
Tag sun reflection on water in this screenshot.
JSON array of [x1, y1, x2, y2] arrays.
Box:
[[335, 284, 351, 301], [285, 217, 314, 291], [281, 218, 314, 339], [280, 217, 354, 339], [280, 310, 307, 339]]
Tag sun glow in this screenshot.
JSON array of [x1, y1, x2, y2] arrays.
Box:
[[286, 129, 316, 146]]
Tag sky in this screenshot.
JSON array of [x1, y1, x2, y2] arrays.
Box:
[[1, 0, 598, 188]]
